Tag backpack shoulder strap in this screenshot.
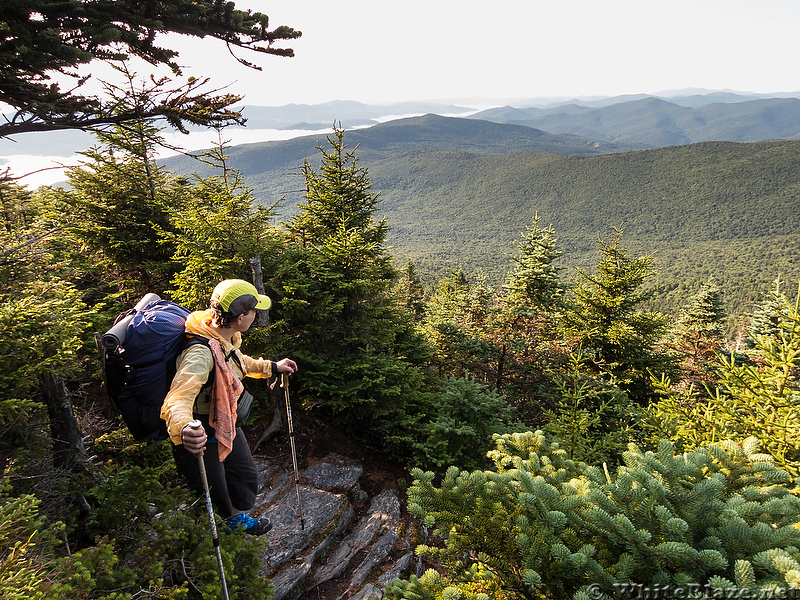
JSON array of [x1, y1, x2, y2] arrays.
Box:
[[225, 348, 244, 372], [180, 334, 215, 392]]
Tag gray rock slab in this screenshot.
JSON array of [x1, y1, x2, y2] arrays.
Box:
[[260, 486, 352, 571], [311, 489, 401, 586], [350, 583, 384, 600], [345, 528, 399, 596], [267, 504, 355, 600], [377, 551, 414, 587], [304, 456, 364, 492]]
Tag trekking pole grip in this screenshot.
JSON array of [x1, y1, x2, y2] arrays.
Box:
[[188, 419, 204, 457]]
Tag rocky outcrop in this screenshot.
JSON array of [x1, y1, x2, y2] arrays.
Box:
[[252, 451, 418, 600]]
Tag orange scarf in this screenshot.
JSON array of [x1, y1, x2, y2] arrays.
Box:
[[207, 339, 244, 461]]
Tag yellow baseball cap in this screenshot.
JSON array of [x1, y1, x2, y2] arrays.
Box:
[[211, 279, 272, 315]]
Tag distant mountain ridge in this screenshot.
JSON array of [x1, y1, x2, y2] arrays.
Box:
[[470, 97, 800, 147], [5, 91, 800, 159]]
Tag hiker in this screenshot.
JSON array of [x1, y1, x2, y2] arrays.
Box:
[[161, 279, 298, 535]]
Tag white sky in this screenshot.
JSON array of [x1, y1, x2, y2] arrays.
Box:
[[163, 0, 800, 106], [4, 0, 800, 187]]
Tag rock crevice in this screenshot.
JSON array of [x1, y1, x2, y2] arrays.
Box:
[[255, 452, 415, 600]]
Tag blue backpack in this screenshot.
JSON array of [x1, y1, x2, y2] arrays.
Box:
[[98, 295, 209, 440]]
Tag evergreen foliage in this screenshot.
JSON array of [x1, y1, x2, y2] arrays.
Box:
[[667, 278, 727, 363], [664, 278, 727, 386], [543, 351, 639, 465], [0, 177, 100, 473], [360, 140, 800, 324], [390, 374, 524, 472], [0, 0, 300, 138], [562, 228, 676, 403], [646, 278, 800, 476], [161, 136, 284, 312], [53, 115, 180, 294], [392, 259, 426, 321], [0, 482, 58, 599], [0, 125, 286, 598], [492, 215, 570, 409], [501, 213, 565, 312], [422, 267, 497, 383], [390, 431, 800, 600], [274, 125, 431, 438]]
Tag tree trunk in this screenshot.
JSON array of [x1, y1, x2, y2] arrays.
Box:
[[39, 372, 86, 470], [249, 254, 271, 327]]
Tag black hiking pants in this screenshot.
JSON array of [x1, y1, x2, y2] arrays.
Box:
[[171, 416, 259, 519]]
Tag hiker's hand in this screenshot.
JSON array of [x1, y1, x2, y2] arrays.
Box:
[[181, 423, 207, 455], [275, 358, 298, 375]]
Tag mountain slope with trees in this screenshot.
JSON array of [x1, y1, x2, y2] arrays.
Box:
[[161, 113, 643, 199], [164, 126, 800, 322], [364, 140, 800, 319]]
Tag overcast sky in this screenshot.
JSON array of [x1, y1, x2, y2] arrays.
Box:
[[161, 0, 800, 106]]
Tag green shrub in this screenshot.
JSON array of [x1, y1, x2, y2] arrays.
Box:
[[391, 374, 524, 471], [389, 430, 800, 600], [543, 350, 640, 466]]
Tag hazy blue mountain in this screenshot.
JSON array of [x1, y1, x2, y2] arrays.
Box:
[[239, 100, 475, 129], [470, 97, 800, 147], [4, 93, 800, 159], [0, 100, 475, 158], [0, 128, 94, 156]]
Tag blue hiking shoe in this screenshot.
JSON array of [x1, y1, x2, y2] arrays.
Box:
[[228, 512, 272, 535]]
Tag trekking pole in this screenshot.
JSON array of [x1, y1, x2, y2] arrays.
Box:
[[281, 373, 305, 530], [189, 420, 231, 600]]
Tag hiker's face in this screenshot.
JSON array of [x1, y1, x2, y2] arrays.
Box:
[[237, 309, 256, 332]]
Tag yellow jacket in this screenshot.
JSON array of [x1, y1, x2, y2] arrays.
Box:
[[160, 309, 274, 445]]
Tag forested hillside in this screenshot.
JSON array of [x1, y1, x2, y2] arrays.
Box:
[[164, 121, 800, 323], [161, 113, 642, 199], [366, 140, 800, 318]]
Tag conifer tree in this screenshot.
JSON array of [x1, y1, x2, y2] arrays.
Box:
[[390, 431, 800, 600], [390, 374, 524, 471], [160, 134, 283, 313], [746, 279, 786, 342], [647, 279, 800, 475], [544, 350, 636, 465], [422, 267, 496, 383], [0, 179, 97, 472], [668, 278, 727, 362], [420, 218, 569, 411], [289, 124, 389, 249], [563, 227, 674, 403], [502, 213, 565, 312], [275, 125, 430, 435], [491, 215, 570, 407], [393, 258, 426, 321], [54, 113, 179, 295], [666, 278, 727, 386]]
